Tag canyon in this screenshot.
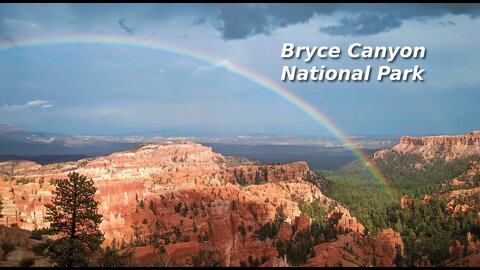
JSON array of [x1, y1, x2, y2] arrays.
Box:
[[0, 140, 404, 266], [2, 130, 480, 267]]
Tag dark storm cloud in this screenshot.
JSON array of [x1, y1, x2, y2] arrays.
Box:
[[214, 4, 335, 40], [1, 4, 479, 40], [213, 3, 480, 40], [321, 13, 403, 36]]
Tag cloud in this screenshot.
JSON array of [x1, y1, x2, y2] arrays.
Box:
[[1, 100, 54, 112], [212, 3, 480, 40], [193, 59, 235, 75], [321, 13, 403, 36], [118, 18, 135, 34], [1, 18, 41, 43], [439, 20, 456, 26], [192, 17, 206, 25], [3, 18, 41, 30], [158, 69, 166, 74]]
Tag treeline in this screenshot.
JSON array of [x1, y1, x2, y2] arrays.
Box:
[[375, 152, 480, 197]]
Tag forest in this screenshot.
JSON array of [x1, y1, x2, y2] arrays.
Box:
[[320, 152, 480, 266]]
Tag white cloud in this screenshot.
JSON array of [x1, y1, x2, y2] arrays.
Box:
[[193, 58, 235, 76], [158, 69, 166, 74], [3, 18, 42, 30], [1, 100, 54, 111]]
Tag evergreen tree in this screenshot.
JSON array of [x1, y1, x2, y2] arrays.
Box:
[[41, 172, 104, 267], [0, 196, 3, 218]]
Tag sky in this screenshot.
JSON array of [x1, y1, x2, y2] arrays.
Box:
[[0, 3, 479, 137]]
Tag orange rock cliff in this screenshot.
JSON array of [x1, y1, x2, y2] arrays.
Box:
[[0, 141, 402, 266], [374, 131, 480, 160]]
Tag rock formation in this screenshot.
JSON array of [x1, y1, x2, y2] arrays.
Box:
[[326, 207, 365, 234], [0, 141, 335, 266], [0, 140, 410, 267], [0, 225, 50, 267], [374, 131, 480, 161], [305, 228, 403, 267]]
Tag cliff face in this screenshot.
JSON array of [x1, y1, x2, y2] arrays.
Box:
[[226, 162, 309, 185], [0, 140, 406, 267], [0, 141, 333, 266], [374, 131, 480, 161]]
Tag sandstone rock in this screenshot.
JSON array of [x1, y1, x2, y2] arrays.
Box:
[[452, 178, 465, 186], [261, 255, 289, 267], [449, 240, 465, 259], [226, 162, 309, 185], [294, 213, 310, 234], [447, 250, 480, 267], [277, 222, 293, 240], [374, 131, 480, 161], [400, 195, 412, 208], [305, 228, 403, 267], [0, 225, 50, 267], [0, 141, 354, 267], [327, 207, 365, 234]]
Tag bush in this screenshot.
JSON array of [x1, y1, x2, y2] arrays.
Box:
[[29, 229, 46, 240], [20, 257, 35, 267], [1, 241, 15, 254], [97, 246, 126, 267], [15, 178, 34, 185], [32, 242, 48, 256]]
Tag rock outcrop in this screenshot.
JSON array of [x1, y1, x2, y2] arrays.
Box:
[[305, 228, 403, 267], [294, 213, 311, 233], [0, 141, 336, 266], [0, 225, 50, 267], [226, 162, 309, 185], [326, 207, 365, 234], [374, 131, 480, 161]]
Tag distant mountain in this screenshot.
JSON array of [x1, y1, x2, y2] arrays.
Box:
[[0, 154, 89, 165], [0, 124, 398, 159], [0, 125, 140, 156], [0, 124, 23, 134]]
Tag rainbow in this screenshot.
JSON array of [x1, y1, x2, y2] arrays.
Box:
[[0, 34, 396, 197]]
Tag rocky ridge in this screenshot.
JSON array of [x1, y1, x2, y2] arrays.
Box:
[[374, 131, 480, 161]]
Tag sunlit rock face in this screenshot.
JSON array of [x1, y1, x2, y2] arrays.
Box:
[[374, 131, 480, 161], [0, 141, 338, 266]]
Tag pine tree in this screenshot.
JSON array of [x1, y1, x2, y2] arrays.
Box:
[[0, 196, 4, 218], [42, 172, 104, 267]]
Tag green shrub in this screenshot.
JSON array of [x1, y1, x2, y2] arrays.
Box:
[[32, 242, 48, 256], [1, 241, 15, 254], [29, 229, 45, 240], [20, 257, 35, 267], [16, 178, 34, 185]]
